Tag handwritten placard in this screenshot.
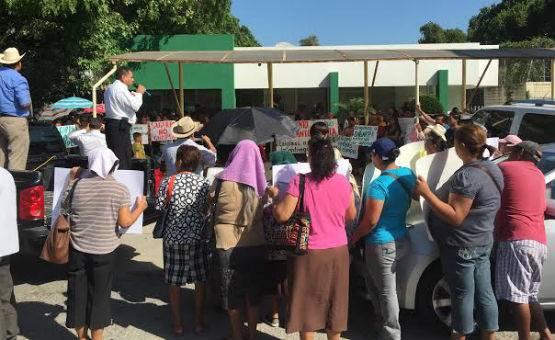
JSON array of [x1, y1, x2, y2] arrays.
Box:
[[276, 119, 339, 154], [56, 125, 78, 148], [149, 121, 175, 142], [336, 136, 358, 159], [130, 124, 149, 144], [352, 125, 378, 146]]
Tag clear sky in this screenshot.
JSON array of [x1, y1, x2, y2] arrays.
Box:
[[231, 0, 500, 46]]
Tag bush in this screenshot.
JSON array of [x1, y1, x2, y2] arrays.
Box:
[[403, 95, 444, 114]]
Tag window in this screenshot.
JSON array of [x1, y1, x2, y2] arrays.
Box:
[[29, 124, 66, 156], [518, 113, 555, 145], [471, 110, 514, 138]]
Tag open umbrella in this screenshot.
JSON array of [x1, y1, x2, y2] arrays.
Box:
[[200, 107, 298, 145], [51, 96, 93, 110], [83, 103, 105, 114]]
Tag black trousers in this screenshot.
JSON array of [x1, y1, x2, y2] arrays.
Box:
[[105, 118, 132, 170], [0, 258, 18, 339], [66, 247, 116, 330]]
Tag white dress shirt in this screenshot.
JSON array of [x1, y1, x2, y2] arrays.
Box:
[[68, 129, 108, 157], [162, 138, 217, 176], [0, 168, 19, 257], [104, 80, 143, 124]]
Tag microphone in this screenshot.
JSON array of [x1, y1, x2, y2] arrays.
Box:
[[133, 83, 151, 96]]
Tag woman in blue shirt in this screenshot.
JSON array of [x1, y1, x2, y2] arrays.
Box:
[[351, 137, 416, 340]]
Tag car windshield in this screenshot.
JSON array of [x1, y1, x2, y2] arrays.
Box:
[[538, 144, 555, 175], [472, 109, 514, 138], [29, 124, 66, 156]]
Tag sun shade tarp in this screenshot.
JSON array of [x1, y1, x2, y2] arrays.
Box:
[[109, 48, 555, 64]]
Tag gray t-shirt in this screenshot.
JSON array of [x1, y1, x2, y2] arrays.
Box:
[[429, 160, 504, 248]]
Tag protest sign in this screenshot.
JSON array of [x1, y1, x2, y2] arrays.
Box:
[[56, 125, 78, 148], [130, 124, 149, 144], [149, 121, 175, 142], [398, 117, 415, 138], [52, 168, 145, 234], [276, 119, 338, 154], [336, 136, 358, 159], [352, 125, 378, 146], [272, 159, 350, 185]]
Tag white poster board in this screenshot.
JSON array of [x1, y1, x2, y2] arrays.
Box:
[[130, 124, 149, 144], [52, 167, 145, 234], [149, 121, 176, 142], [397, 141, 426, 170], [276, 119, 339, 154], [272, 159, 350, 185], [336, 136, 358, 159], [205, 167, 224, 186], [352, 125, 378, 147], [398, 117, 416, 138], [57, 125, 78, 148], [415, 148, 463, 240]]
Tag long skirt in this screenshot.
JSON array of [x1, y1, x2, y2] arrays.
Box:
[[286, 245, 349, 334], [66, 247, 116, 330]]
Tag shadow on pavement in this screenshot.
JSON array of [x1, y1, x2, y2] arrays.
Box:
[[17, 302, 74, 340]]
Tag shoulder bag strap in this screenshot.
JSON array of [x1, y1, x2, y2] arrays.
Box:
[[465, 163, 503, 194], [164, 175, 176, 208], [380, 172, 412, 198], [63, 178, 82, 214], [298, 174, 306, 212]]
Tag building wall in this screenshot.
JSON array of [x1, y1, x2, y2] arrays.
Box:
[[131, 34, 236, 109]]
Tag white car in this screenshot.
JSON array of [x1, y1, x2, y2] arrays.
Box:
[[353, 144, 555, 328]]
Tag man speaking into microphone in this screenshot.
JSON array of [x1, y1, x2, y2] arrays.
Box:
[[104, 66, 145, 169]]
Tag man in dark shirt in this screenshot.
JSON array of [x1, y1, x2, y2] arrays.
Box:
[[0, 48, 31, 170]]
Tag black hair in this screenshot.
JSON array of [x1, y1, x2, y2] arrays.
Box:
[[79, 113, 91, 126], [116, 66, 132, 80], [310, 121, 329, 139], [308, 137, 337, 182], [378, 148, 401, 165], [89, 117, 102, 130], [426, 133, 448, 152], [132, 132, 142, 139]]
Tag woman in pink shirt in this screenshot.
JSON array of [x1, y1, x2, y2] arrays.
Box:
[[269, 137, 357, 340]]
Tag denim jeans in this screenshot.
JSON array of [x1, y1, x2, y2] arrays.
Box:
[[439, 244, 498, 335], [365, 238, 409, 340]]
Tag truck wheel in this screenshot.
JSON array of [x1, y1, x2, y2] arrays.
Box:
[[416, 261, 452, 330]]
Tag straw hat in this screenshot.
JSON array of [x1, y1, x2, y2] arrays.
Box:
[[0, 47, 25, 65], [424, 124, 447, 141], [171, 116, 203, 139]]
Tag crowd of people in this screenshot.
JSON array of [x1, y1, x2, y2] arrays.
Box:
[[0, 55, 553, 340]]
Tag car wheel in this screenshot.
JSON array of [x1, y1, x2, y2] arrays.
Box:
[[416, 261, 452, 329]]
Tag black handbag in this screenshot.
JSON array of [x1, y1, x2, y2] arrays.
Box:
[[202, 179, 222, 243], [153, 175, 176, 239]]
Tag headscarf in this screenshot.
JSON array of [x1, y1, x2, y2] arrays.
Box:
[[216, 140, 267, 196], [270, 150, 297, 166], [87, 147, 119, 179]]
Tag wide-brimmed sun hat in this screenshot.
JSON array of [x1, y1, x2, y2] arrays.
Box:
[[0, 47, 25, 65], [171, 116, 203, 139], [499, 134, 522, 147], [424, 124, 447, 141]]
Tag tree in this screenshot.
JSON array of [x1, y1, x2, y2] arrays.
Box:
[[419, 22, 467, 43], [0, 0, 259, 108], [299, 34, 320, 46], [403, 95, 444, 115]]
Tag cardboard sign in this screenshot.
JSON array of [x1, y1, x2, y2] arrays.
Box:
[[336, 136, 358, 159], [52, 167, 145, 234], [276, 119, 338, 154], [272, 159, 350, 185], [149, 121, 176, 142], [352, 125, 378, 147], [57, 125, 78, 148], [398, 117, 416, 138], [130, 124, 149, 144]]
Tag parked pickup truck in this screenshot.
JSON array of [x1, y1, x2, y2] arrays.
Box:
[[10, 121, 158, 255]]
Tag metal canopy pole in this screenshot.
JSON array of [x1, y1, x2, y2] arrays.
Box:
[[163, 63, 182, 115], [468, 59, 492, 109], [92, 63, 117, 118], [551, 59, 555, 100], [267, 63, 274, 108], [414, 60, 420, 117], [363, 61, 369, 124], [461, 59, 467, 112], [178, 62, 184, 117]]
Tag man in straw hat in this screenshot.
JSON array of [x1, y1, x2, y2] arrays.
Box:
[[0, 47, 31, 170], [161, 116, 217, 176], [104, 66, 146, 169]]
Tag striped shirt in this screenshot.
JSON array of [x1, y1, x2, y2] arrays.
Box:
[[66, 175, 130, 254]]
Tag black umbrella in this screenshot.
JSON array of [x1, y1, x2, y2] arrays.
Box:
[[200, 107, 298, 145]]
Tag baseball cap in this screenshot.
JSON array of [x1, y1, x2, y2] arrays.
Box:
[[514, 141, 542, 163], [370, 137, 397, 160], [499, 134, 522, 147]]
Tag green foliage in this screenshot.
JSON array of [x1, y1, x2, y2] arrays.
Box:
[[419, 22, 467, 43], [0, 0, 259, 108], [299, 35, 320, 46], [403, 95, 444, 115]]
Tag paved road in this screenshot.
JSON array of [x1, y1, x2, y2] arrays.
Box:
[[12, 225, 552, 339]]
